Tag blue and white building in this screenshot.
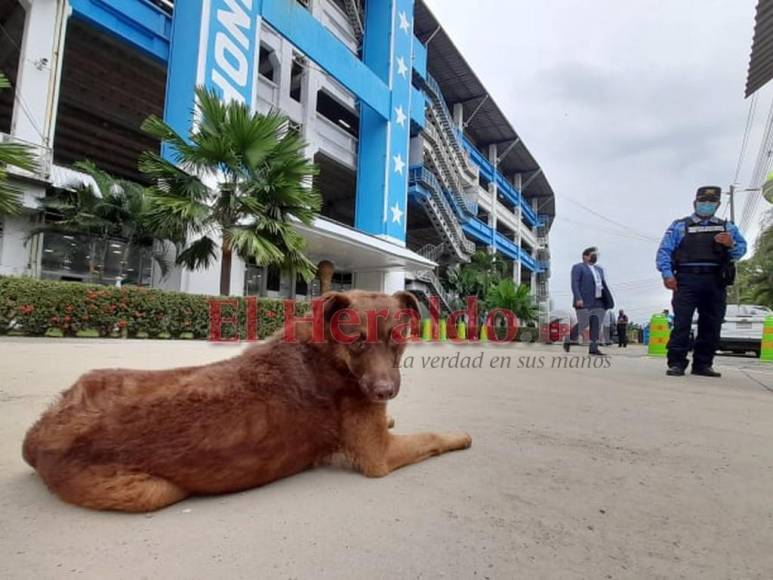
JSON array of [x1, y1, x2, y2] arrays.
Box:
[[0, 0, 555, 316]]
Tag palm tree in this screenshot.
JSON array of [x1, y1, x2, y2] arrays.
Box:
[[139, 86, 320, 296], [442, 249, 508, 307], [485, 278, 538, 322], [0, 73, 37, 215], [746, 212, 773, 307], [36, 161, 170, 283]]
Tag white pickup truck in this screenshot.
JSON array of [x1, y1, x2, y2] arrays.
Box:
[[692, 304, 772, 357]]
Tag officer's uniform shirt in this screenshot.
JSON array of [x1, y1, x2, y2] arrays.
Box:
[[656, 215, 747, 279]]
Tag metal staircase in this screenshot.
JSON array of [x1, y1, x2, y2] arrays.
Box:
[[414, 74, 480, 234], [421, 123, 477, 218], [342, 0, 363, 42], [420, 75, 478, 179], [405, 244, 457, 313], [409, 167, 475, 262]]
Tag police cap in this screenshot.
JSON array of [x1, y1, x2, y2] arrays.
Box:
[[695, 186, 721, 202]]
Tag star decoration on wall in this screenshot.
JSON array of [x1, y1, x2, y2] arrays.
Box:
[[390, 202, 404, 224], [398, 11, 410, 34], [395, 105, 407, 127], [396, 56, 408, 79], [393, 152, 405, 175]]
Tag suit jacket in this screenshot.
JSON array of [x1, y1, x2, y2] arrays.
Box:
[[570, 262, 614, 310]]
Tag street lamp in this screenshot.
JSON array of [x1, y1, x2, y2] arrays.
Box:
[[726, 185, 761, 224]]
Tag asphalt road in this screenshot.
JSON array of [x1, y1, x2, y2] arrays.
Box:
[[1, 338, 772, 579]]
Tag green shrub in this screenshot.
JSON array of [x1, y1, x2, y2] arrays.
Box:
[[75, 328, 100, 338], [0, 277, 308, 340]]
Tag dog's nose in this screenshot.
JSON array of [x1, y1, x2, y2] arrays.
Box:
[[371, 380, 397, 401]]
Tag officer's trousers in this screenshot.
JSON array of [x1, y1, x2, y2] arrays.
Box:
[[667, 272, 727, 369]]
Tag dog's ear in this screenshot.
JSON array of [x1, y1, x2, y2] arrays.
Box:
[[321, 291, 351, 321], [393, 291, 421, 316]]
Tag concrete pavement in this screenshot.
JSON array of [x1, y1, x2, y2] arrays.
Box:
[[1, 337, 772, 579]]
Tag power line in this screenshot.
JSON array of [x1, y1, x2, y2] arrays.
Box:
[[551, 278, 664, 296], [740, 94, 773, 232], [733, 93, 757, 185], [562, 197, 660, 242], [559, 216, 657, 244]]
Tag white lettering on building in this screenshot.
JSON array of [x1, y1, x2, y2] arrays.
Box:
[[210, 0, 254, 104]]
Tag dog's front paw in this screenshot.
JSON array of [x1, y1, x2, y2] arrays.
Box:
[[451, 432, 472, 450]]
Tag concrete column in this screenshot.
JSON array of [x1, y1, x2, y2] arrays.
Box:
[[355, 0, 415, 243], [355, 270, 405, 293], [513, 172, 523, 283], [0, 214, 34, 276], [300, 64, 320, 157], [12, 0, 69, 147], [382, 270, 405, 294], [453, 103, 464, 129], [277, 39, 294, 107], [487, 144, 498, 253]]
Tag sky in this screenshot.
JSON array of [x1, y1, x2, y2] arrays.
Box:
[[424, 0, 772, 323]]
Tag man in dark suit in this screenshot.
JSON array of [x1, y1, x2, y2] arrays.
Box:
[[563, 246, 614, 355]]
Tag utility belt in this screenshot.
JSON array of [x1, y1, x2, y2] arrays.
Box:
[[675, 263, 735, 286], [675, 265, 719, 274]]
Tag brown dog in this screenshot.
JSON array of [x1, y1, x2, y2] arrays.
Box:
[[22, 290, 471, 512]]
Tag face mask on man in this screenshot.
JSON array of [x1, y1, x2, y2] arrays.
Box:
[[695, 201, 719, 218]]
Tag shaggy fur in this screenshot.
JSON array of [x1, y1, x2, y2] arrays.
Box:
[[22, 290, 471, 512]]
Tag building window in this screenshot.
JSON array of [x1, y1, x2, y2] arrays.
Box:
[[39, 232, 152, 286], [316, 90, 359, 137], [258, 44, 276, 82], [244, 263, 265, 296], [290, 54, 305, 102], [266, 264, 281, 293], [295, 273, 309, 298], [331, 272, 352, 292]]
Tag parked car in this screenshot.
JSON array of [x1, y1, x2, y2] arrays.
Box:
[[692, 304, 772, 357]]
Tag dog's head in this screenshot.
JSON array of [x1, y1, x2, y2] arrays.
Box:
[[318, 290, 421, 403]]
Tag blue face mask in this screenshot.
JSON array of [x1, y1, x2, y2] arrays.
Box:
[[695, 202, 719, 217]]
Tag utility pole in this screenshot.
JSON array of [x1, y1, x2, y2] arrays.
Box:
[[727, 184, 740, 305], [725, 185, 762, 304], [728, 184, 736, 223]]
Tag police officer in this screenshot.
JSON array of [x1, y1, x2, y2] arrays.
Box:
[[656, 186, 747, 377]]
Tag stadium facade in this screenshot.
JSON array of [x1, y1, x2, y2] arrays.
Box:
[[0, 0, 554, 317]]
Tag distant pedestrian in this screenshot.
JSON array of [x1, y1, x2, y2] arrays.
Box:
[[616, 309, 629, 347], [563, 247, 615, 356]]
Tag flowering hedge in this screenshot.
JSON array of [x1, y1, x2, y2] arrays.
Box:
[[0, 277, 307, 340]]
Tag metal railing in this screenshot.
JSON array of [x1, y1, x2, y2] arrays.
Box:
[[409, 166, 475, 261], [341, 0, 363, 42], [420, 74, 478, 183]]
